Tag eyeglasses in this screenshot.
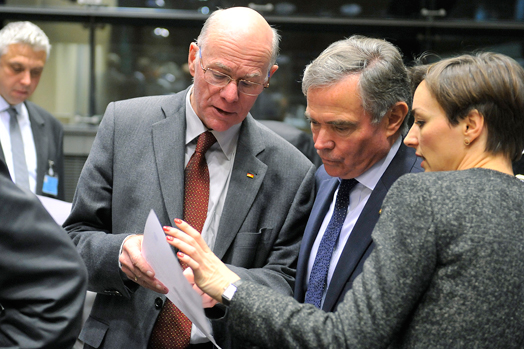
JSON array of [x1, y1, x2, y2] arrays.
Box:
[[199, 49, 270, 96]]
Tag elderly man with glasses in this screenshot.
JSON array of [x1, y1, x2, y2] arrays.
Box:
[[64, 6, 316, 349]]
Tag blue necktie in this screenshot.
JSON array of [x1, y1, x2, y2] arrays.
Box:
[[7, 107, 30, 190], [305, 178, 358, 308]]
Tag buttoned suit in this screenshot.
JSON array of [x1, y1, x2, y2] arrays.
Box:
[[294, 142, 422, 312], [0, 101, 65, 200], [0, 159, 87, 348], [64, 87, 316, 348]]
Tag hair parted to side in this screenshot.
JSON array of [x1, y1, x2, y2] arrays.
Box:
[[195, 8, 281, 75], [301, 35, 412, 134], [425, 52, 524, 162], [0, 21, 51, 57]]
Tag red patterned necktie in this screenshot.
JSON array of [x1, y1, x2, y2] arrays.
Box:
[[149, 131, 217, 348]]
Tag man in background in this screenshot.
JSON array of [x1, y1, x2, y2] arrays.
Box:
[[64, 7, 315, 349], [0, 21, 64, 200], [294, 35, 423, 313]]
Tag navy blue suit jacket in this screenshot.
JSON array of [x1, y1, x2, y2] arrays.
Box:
[[294, 142, 422, 312]]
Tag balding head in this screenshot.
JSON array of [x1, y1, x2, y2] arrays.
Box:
[[196, 7, 280, 71]]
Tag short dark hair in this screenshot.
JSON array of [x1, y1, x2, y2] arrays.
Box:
[[408, 63, 429, 97], [425, 52, 524, 161]]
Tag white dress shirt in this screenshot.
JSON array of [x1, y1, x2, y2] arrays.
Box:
[[0, 96, 37, 193], [185, 87, 240, 343], [306, 137, 402, 308]]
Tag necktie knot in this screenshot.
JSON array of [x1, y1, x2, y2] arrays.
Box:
[[336, 179, 359, 207], [195, 131, 216, 155], [6, 107, 17, 120]]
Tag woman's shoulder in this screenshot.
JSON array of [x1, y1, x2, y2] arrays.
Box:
[[396, 168, 522, 188], [388, 169, 523, 205]]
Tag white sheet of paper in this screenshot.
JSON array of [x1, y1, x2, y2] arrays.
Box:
[[141, 210, 220, 348], [37, 195, 72, 226]]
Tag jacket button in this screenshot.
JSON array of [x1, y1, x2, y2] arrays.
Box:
[[155, 297, 163, 309]]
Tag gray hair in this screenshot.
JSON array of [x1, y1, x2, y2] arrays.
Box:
[[302, 35, 411, 134], [0, 21, 51, 57], [196, 9, 280, 74]]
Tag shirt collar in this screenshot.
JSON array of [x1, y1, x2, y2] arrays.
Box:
[[0, 96, 22, 115], [350, 136, 402, 191], [0, 96, 27, 123], [185, 86, 240, 160]]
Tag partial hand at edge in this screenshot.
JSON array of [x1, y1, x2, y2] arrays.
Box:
[[164, 219, 240, 302], [119, 234, 169, 294], [183, 268, 218, 308]]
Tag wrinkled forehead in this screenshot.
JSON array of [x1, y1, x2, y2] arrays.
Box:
[[3, 43, 47, 62], [201, 35, 272, 77]]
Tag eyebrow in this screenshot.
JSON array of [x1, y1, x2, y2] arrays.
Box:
[[211, 61, 263, 80], [305, 114, 357, 127], [411, 108, 422, 118], [327, 120, 357, 128]]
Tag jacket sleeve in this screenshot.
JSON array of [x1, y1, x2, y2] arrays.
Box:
[[223, 175, 437, 348], [63, 102, 138, 297]]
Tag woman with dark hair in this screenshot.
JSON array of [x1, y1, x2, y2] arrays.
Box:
[[166, 52, 524, 348]]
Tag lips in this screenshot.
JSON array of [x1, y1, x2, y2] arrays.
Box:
[[319, 157, 340, 166], [416, 154, 427, 169], [214, 106, 235, 116]]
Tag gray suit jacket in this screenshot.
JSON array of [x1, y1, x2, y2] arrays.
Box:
[[226, 169, 524, 348], [0, 101, 65, 200], [64, 87, 316, 348], [0, 159, 87, 348]]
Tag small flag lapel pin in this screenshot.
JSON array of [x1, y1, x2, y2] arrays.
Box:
[[247, 173, 254, 179]]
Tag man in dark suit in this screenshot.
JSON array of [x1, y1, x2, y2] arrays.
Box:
[[294, 36, 423, 312], [64, 7, 315, 349], [0, 21, 64, 200], [0, 158, 87, 348]]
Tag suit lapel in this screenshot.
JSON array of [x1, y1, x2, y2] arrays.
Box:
[[322, 181, 385, 311], [26, 102, 47, 187], [152, 91, 187, 223], [213, 115, 267, 259], [323, 143, 421, 311], [294, 173, 338, 301]]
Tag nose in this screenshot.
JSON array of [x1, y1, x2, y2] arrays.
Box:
[[20, 70, 32, 86], [404, 124, 418, 149], [313, 128, 335, 151], [220, 81, 240, 103]]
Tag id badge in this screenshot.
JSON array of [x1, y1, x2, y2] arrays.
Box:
[[42, 160, 59, 197]]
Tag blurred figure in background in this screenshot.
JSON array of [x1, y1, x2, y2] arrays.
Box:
[[0, 21, 65, 200]]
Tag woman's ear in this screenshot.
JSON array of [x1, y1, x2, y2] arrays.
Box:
[[463, 109, 485, 143]]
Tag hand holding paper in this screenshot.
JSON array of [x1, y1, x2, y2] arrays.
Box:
[[141, 210, 220, 348]]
